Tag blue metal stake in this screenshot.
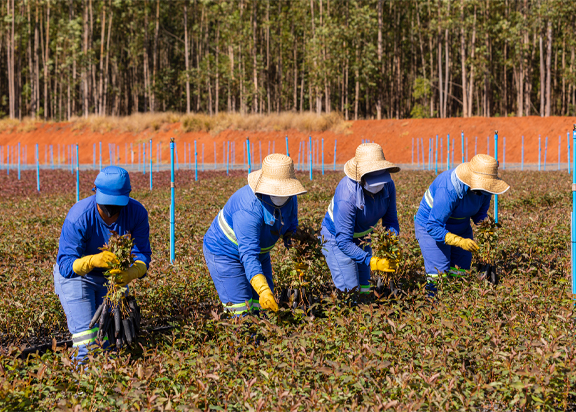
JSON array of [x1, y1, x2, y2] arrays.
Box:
[[572, 125, 576, 302], [286, 136, 289, 157], [435, 134, 438, 175], [194, 141, 198, 181], [461, 131, 464, 164], [538, 135, 541, 171], [447, 135, 450, 170], [150, 139, 153, 190], [568, 132, 571, 174], [334, 140, 337, 171], [322, 138, 325, 175], [226, 141, 230, 176], [544, 136, 548, 171], [494, 131, 499, 223], [76, 145, 80, 202], [35, 144, 40, 192], [522, 136, 524, 171], [170, 138, 175, 264], [247, 138, 252, 174], [309, 136, 313, 180]]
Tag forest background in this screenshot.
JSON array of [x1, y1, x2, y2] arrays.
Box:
[[2, 0, 575, 123]]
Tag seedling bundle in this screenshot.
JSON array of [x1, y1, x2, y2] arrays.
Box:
[[88, 231, 142, 347], [474, 217, 501, 285]]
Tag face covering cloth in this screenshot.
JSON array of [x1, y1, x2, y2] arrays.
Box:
[[98, 204, 124, 218], [270, 196, 290, 207]]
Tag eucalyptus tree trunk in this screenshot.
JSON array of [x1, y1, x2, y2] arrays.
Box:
[[545, 20, 552, 116], [184, 1, 190, 114], [376, 0, 382, 120]]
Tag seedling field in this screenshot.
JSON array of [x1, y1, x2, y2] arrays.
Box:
[[0, 170, 574, 410]]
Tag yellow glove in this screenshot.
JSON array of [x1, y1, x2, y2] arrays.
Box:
[[370, 257, 397, 273], [445, 233, 479, 252], [109, 261, 148, 287], [72, 251, 119, 276], [250, 274, 278, 312]]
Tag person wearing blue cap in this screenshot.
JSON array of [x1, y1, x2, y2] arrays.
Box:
[[321, 143, 401, 293], [414, 154, 509, 295], [53, 166, 151, 361], [203, 154, 306, 316]]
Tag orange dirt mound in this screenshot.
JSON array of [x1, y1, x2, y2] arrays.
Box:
[[1, 116, 575, 166]]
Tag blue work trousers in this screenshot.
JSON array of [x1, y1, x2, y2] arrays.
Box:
[[321, 226, 372, 293], [203, 242, 273, 314], [53, 265, 110, 361], [414, 223, 473, 281]]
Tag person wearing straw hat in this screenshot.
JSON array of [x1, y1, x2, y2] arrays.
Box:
[[203, 154, 306, 314], [414, 154, 509, 293], [321, 143, 401, 294], [53, 166, 152, 362]]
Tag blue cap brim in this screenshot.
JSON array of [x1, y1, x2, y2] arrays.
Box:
[[95, 189, 130, 206], [364, 170, 392, 185]]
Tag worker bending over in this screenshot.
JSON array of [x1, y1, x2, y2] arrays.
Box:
[[54, 166, 151, 361], [203, 154, 306, 314], [321, 143, 401, 293], [414, 154, 509, 293]]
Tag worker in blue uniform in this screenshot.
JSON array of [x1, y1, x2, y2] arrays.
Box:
[[321, 143, 401, 293], [203, 154, 306, 314], [53, 166, 151, 361], [414, 154, 509, 291]]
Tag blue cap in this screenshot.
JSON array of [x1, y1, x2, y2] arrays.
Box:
[[364, 170, 392, 186], [93, 166, 131, 206]]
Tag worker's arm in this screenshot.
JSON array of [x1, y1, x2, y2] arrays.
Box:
[[233, 209, 265, 282], [129, 205, 152, 275], [57, 217, 89, 278], [426, 187, 458, 243], [380, 182, 400, 236], [333, 198, 372, 266], [471, 193, 492, 225]]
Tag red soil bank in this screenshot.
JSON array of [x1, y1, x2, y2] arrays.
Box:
[[1, 116, 575, 166]]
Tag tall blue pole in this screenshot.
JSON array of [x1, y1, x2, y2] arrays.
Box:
[[247, 138, 252, 174], [35, 144, 40, 192], [17, 142, 20, 180], [194, 140, 198, 181], [447, 134, 450, 170], [494, 131, 499, 224], [226, 141, 230, 176], [538, 135, 541, 171], [568, 132, 571, 174], [522, 136, 524, 171], [572, 125, 576, 302], [286, 136, 289, 157], [309, 136, 313, 180], [435, 134, 438, 174], [333, 140, 337, 171], [170, 138, 175, 264], [76, 145, 80, 203], [321, 138, 325, 175], [150, 139, 153, 190], [544, 136, 548, 171], [461, 131, 464, 164]]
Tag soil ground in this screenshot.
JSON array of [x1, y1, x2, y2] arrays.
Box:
[[1, 116, 575, 166]]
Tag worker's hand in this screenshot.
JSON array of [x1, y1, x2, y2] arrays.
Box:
[[370, 257, 398, 273], [250, 274, 278, 312], [445, 233, 479, 252], [283, 232, 293, 249], [73, 251, 119, 276], [109, 261, 147, 287], [295, 263, 309, 276]]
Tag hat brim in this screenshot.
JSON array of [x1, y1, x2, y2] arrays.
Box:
[[455, 163, 510, 195], [95, 189, 130, 206], [248, 169, 307, 196], [344, 158, 400, 182]]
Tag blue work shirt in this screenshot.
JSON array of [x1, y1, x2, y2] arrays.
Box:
[[203, 185, 298, 282], [55, 195, 152, 278], [415, 169, 491, 242], [321, 176, 400, 266]]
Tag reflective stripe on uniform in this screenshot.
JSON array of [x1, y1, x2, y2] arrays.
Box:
[[360, 285, 371, 294], [218, 209, 276, 254], [424, 188, 434, 208], [427, 267, 468, 283], [72, 327, 99, 347], [222, 299, 261, 313], [327, 196, 374, 238]]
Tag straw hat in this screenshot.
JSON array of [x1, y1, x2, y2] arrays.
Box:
[[344, 143, 400, 181], [455, 154, 510, 195], [248, 153, 307, 196]]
